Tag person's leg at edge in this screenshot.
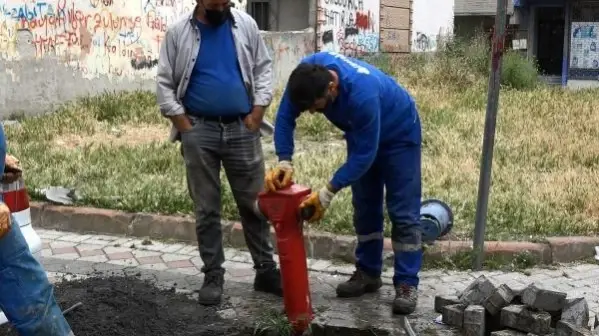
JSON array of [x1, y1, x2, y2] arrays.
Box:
[[381, 128, 423, 315], [336, 159, 385, 298], [181, 119, 227, 305], [0, 219, 74, 336], [222, 121, 281, 296]]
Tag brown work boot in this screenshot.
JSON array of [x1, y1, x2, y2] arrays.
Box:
[[393, 283, 418, 315], [336, 268, 383, 298], [198, 271, 225, 306]]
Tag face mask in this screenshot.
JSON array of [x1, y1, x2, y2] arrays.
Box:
[[204, 7, 228, 26]]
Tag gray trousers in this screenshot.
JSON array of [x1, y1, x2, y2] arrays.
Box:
[[180, 116, 276, 275]]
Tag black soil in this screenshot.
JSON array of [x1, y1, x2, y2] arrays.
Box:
[[0, 275, 254, 336]]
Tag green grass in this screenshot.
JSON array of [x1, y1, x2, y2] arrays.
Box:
[[7, 34, 599, 241]]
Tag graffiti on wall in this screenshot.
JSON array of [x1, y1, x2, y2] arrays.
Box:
[[317, 0, 379, 56], [410, 0, 453, 52], [570, 22, 599, 69], [0, 0, 247, 79]]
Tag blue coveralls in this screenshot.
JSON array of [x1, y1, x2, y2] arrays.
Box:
[[274, 51, 423, 287], [0, 125, 74, 336]]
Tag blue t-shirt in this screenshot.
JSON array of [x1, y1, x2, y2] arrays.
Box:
[[182, 20, 251, 117], [274, 51, 418, 191]]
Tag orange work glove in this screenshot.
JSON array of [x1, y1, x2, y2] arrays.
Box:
[[0, 202, 11, 239], [264, 160, 293, 192], [299, 186, 336, 223]]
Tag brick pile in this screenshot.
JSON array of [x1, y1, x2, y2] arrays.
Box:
[[435, 275, 595, 335]]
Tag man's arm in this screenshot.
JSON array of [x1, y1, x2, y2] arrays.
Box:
[[329, 95, 381, 192], [250, 19, 273, 109], [274, 87, 301, 161], [156, 27, 191, 132]]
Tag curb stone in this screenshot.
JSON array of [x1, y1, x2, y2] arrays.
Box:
[[30, 202, 599, 265]]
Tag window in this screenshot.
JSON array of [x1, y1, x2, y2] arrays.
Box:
[[250, 1, 270, 31]]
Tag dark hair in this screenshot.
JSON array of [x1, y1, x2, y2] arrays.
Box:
[[287, 63, 332, 111]]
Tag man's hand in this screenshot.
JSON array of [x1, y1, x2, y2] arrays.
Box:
[[2, 154, 22, 184], [264, 160, 293, 192], [169, 115, 193, 133], [0, 202, 11, 239], [299, 186, 336, 223], [244, 106, 265, 132]]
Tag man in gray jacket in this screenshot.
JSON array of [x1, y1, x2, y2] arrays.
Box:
[[156, 0, 282, 306]]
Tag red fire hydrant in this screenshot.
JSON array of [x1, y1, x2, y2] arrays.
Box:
[[255, 183, 314, 334]]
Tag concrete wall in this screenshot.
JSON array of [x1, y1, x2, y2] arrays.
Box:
[[0, 0, 313, 116], [379, 0, 410, 52], [316, 0, 380, 55]]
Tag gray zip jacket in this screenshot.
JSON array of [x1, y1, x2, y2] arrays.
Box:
[[156, 8, 273, 142]]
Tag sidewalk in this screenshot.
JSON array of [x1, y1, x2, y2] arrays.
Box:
[[38, 229, 599, 334]]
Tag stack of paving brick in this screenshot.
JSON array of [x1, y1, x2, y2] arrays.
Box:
[[435, 275, 595, 335]]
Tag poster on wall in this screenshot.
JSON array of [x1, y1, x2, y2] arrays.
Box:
[[317, 0, 380, 56], [570, 22, 599, 69]]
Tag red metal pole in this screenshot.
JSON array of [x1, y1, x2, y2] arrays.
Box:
[[256, 184, 314, 334]]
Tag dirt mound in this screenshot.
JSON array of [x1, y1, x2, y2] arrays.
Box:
[[0, 276, 253, 336]]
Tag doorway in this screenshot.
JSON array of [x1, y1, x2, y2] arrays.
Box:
[[536, 6, 565, 76]]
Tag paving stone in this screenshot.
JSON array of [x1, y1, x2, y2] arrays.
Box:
[[53, 253, 81, 260], [561, 298, 590, 327], [555, 320, 593, 336], [138, 263, 169, 271], [107, 258, 139, 267], [166, 260, 194, 269], [132, 250, 162, 258], [106, 252, 134, 260], [41, 249, 53, 257], [442, 303, 467, 327], [79, 249, 104, 257], [177, 245, 198, 256], [52, 246, 78, 255], [521, 283, 567, 312], [161, 253, 191, 262], [137, 256, 163, 265], [500, 305, 552, 335], [460, 275, 497, 305], [103, 246, 133, 254], [434, 295, 461, 313], [463, 305, 485, 336], [78, 255, 108, 263], [484, 284, 516, 316], [58, 234, 92, 242]]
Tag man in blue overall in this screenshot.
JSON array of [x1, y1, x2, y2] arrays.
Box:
[[0, 125, 74, 335], [265, 51, 423, 315]]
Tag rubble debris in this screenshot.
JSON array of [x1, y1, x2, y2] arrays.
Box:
[[439, 275, 591, 336], [561, 298, 590, 328], [500, 305, 551, 335], [463, 305, 485, 336], [460, 275, 497, 305], [441, 303, 467, 327], [434, 295, 461, 313], [490, 330, 527, 336], [521, 283, 567, 312], [555, 320, 593, 336], [484, 284, 516, 316]]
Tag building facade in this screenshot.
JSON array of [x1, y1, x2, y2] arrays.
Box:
[[455, 0, 599, 87]]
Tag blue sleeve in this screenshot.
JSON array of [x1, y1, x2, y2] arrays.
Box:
[[274, 54, 318, 162], [274, 87, 300, 162], [0, 126, 6, 174], [329, 94, 381, 191]]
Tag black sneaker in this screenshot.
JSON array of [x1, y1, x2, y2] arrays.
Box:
[[254, 267, 283, 297], [336, 269, 382, 298], [393, 283, 418, 315], [198, 271, 225, 306]]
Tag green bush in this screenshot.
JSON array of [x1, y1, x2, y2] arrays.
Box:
[[500, 50, 540, 90], [399, 32, 540, 90]]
